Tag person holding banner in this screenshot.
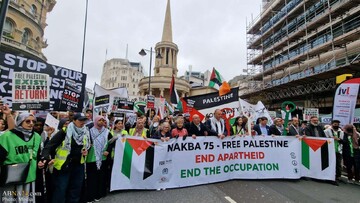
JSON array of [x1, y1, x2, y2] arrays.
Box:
[[205, 109, 227, 139], [245, 122, 258, 136], [171, 117, 188, 139], [86, 116, 113, 202], [0, 113, 42, 202], [304, 116, 326, 137], [230, 116, 246, 136], [288, 117, 303, 136], [188, 114, 209, 138], [269, 118, 285, 136], [111, 119, 129, 138], [152, 122, 171, 141], [129, 118, 149, 138], [253, 117, 270, 136], [41, 113, 91, 203], [105, 118, 128, 193]]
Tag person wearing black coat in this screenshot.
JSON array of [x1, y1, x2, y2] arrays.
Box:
[[269, 118, 284, 136], [187, 114, 209, 137], [304, 116, 326, 137]]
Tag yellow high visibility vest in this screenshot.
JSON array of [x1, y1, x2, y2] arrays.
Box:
[[53, 128, 87, 170], [129, 128, 148, 138]]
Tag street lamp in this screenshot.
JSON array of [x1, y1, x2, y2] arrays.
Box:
[[139, 47, 162, 95]]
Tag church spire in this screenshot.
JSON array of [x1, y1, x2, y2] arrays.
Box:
[[161, 0, 173, 42], [154, 0, 178, 77]]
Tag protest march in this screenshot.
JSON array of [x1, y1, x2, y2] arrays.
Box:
[[0, 51, 359, 203]]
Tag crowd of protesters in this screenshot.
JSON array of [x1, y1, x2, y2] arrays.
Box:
[[0, 105, 359, 202]]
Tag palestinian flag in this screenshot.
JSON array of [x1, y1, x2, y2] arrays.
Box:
[[301, 138, 329, 171], [169, 75, 183, 112], [121, 138, 155, 180], [209, 68, 231, 96], [165, 100, 174, 115]]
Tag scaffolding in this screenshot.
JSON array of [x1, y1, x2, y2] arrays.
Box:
[[244, 0, 360, 110]]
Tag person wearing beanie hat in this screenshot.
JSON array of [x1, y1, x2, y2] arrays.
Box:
[[0, 112, 42, 202]]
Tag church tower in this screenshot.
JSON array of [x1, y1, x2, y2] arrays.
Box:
[[154, 0, 179, 77], [138, 0, 190, 100]]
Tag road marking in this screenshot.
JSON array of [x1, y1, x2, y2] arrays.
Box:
[[224, 196, 237, 203]]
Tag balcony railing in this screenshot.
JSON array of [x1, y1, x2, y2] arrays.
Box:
[[1, 36, 45, 60]]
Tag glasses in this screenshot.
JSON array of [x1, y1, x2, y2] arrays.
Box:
[[24, 120, 36, 124]]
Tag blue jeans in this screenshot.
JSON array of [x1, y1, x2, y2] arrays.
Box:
[[52, 164, 85, 203]]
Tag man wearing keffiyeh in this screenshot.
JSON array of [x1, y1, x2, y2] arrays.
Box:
[[85, 115, 113, 202]]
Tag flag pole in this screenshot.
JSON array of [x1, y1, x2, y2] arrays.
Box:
[[81, 0, 89, 73]]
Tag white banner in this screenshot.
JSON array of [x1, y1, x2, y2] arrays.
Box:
[[12, 72, 50, 110], [333, 77, 360, 126], [111, 136, 335, 191], [239, 99, 273, 134], [93, 84, 128, 116]]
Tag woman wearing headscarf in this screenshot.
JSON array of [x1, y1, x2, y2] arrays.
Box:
[[41, 113, 91, 203], [86, 115, 113, 202], [0, 113, 42, 203], [58, 118, 70, 131]]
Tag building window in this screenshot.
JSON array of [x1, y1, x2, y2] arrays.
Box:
[[133, 84, 135, 88], [121, 76, 127, 80], [21, 28, 32, 45], [3, 19, 14, 37], [30, 4, 37, 16]]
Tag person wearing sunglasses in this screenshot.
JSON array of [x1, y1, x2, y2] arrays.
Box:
[[0, 113, 42, 202]]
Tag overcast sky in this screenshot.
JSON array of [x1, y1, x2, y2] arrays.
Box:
[[43, 0, 263, 88]]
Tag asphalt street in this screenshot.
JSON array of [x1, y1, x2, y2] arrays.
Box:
[[100, 179, 360, 203]]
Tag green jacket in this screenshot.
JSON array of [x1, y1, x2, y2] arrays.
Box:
[[0, 130, 41, 183]]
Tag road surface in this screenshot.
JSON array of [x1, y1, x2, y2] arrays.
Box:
[[100, 178, 360, 203]]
